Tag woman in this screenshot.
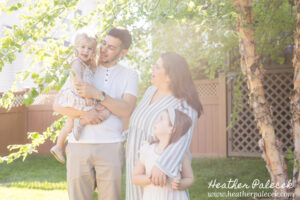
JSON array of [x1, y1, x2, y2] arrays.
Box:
[[126, 52, 203, 200]]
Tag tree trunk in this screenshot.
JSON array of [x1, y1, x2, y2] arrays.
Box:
[[292, 1, 300, 199], [233, 0, 289, 198]]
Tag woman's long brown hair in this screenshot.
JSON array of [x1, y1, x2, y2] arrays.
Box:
[[161, 52, 203, 118]]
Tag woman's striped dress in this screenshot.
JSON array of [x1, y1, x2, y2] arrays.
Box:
[[125, 86, 198, 200]]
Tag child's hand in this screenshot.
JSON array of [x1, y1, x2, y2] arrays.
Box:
[[71, 74, 81, 83], [171, 178, 181, 190], [85, 98, 94, 106], [75, 82, 98, 99]]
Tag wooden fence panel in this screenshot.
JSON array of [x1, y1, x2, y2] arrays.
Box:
[[27, 104, 59, 155], [0, 91, 27, 156], [0, 91, 58, 156], [0, 106, 27, 156], [191, 76, 227, 157]]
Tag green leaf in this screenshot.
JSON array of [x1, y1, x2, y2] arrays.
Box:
[[23, 94, 34, 106], [31, 88, 39, 98], [31, 72, 39, 79], [188, 1, 195, 11], [22, 71, 30, 81]]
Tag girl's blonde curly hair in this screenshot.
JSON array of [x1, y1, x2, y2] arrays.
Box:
[[74, 32, 98, 69]]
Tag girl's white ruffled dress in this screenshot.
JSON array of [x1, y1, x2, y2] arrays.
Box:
[[140, 142, 189, 200], [57, 58, 95, 111]]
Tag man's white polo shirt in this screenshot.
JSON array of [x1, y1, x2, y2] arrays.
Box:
[[68, 63, 138, 143]]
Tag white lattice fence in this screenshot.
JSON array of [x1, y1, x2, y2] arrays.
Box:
[[0, 92, 25, 108], [0, 90, 57, 108], [33, 91, 57, 105], [228, 69, 293, 157], [197, 82, 218, 97]]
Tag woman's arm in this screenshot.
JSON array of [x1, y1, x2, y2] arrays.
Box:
[[132, 160, 151, 186], [171, 155, 194, 190]]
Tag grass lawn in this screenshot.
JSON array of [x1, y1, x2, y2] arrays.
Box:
[[0, 155, 292, 200]]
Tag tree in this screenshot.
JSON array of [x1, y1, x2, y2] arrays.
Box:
[[233, 0, 289, 198], [292, 0, 300, 198]]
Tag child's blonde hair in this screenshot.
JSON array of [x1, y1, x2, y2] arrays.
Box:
[[74, 32, 98, 69]]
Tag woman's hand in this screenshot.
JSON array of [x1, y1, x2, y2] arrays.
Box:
[[75, 81, 98, 99], [149, 165, 167, 187]]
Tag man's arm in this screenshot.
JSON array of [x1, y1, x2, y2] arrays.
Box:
[[101, 93, 137, 118], [75, 83, 137, 118], [53, 101, 82, 118], [122, 117, 130, 132], [53, 101, 104, 125]]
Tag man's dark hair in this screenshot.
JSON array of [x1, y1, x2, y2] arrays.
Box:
[[107, 27, 132, 49]]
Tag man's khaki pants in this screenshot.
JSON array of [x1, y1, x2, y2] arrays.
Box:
[[66, 142, 124, 200]]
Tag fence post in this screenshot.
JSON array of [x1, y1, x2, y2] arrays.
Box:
[[218, 74, 227, 157]]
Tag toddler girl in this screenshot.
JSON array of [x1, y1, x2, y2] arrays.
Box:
[[132, 107, 194, 200], [50, 32, 110, 163]]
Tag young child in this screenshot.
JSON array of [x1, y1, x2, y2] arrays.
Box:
[[50, 32, 110, 164], [132, 107, 194, 200]]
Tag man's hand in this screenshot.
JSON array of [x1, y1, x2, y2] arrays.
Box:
[[95, 105, 106, 112], [75, 81, 98, 99], [80, 109, 104, 125], [95, 105, 111, 120], [149, 165, 167, 187]]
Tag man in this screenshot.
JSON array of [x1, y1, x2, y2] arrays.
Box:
[[53, 27, 138, 200]]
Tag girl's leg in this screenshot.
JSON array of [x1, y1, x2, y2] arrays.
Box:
[[73, 118, 82, 140], [56, 118, 73, 151], [51, 118, 73, 164]]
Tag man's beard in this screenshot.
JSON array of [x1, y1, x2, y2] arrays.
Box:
[[100, 50, 122, 64]]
